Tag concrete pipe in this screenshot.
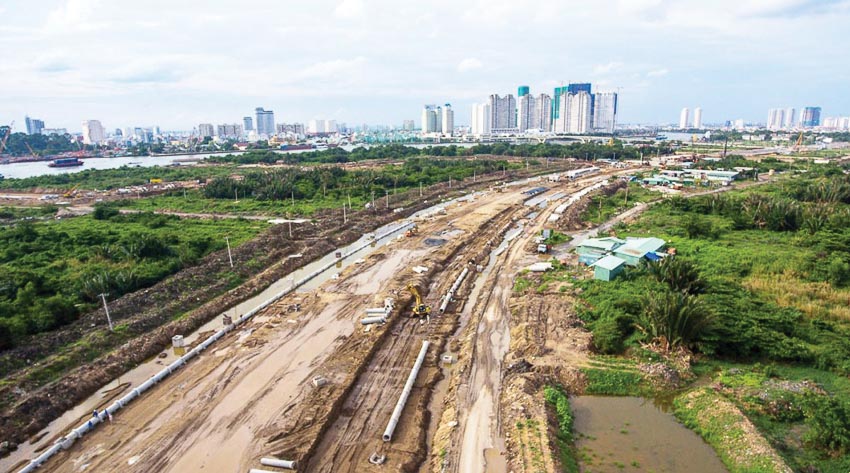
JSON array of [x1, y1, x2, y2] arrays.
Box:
[[383, 340, 430, 442], [248, 469, 282, 473], [361, 316, 387, 325], [260, 457, 298, 469], [365, 308, 389, 315]]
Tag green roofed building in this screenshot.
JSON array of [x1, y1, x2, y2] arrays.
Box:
[[591, 255, 626, 281], [613, 237, 666, 266]]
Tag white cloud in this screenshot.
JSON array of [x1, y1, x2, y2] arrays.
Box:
[[457, 58, 483, 73], [334, 0, 364, 19], [647, 68, 669, 77], [593, 62, 623, 75]]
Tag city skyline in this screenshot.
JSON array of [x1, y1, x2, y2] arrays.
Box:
[[2, 0, 850, 131]]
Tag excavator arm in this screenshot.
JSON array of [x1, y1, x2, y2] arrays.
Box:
[[406, 283, 431, 319]]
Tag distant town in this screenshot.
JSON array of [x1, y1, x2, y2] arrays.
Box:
[[2, 81, 848, 165]]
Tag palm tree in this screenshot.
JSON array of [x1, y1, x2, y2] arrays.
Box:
[[636, 291, 713, 352]]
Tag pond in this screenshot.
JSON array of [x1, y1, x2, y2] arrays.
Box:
[[571, 396, 727, 473]]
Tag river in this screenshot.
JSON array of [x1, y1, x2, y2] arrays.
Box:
[[0, 143, 476, 180]]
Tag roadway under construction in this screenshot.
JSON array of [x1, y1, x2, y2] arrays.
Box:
[[17, 169, 623, 473]]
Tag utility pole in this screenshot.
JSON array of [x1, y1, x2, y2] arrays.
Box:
[[225, 236, 234, 268], [99, 293, 114, 332], [385, 190, 389, 208], [288, 220, 293, 238], [235, 189, 238, 202], [343, 204, 347, 224], [348, 193, 352, 209], [419, 182, 423, 197], [291, 190, 295, 207]]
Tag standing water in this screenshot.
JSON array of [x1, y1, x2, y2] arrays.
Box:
[[571, 396, 727, 473]]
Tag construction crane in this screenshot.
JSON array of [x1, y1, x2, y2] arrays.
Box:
[[406, 283, 431, 320], [792, 132, 804, 152], [63, 184, 80, 199], [24, 142, 38, 159], [0, 121, 14, 154]]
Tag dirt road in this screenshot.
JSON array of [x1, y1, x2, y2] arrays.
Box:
[[37, 181, 541, 473]]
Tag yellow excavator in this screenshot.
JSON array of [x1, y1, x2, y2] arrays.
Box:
[[406, 283, 431, 319]]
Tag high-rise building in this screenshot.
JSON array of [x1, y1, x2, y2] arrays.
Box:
[[518, 85, 530, 97], [421, 105, 440, 133], [243, 116, 254, 132], [307, 119, 338, 134], [784, 108, 796, 129], [693, 107, 703, 129], [25, 116, 45, 135], [567, 91, 592, 134], [198, 123, 215, 138], [568, 83, 592, 95], [255, 107, 275, 136], [216, 123, 243, 139], [471, 102, 492, 136], [489, 94, 517, 132], [402, 120, 415, 131], [553, 91, 592, 134], [536, 94, 552, 133], [592, 92, 619, 133], [767, 109, 786, 130], [81, 120, 105, 144], [518, 91, 536, 132], [679, 108, 690, 129], [801, 107, 821, 127], [441, 104, 454, 136]]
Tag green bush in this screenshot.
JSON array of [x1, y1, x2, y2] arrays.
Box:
[[544, 385, 579, 473], [802, 394, 850, 454]]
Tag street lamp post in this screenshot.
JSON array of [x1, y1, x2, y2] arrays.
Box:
[[99, 293, 114, 332], [225, 236, 234, 268]]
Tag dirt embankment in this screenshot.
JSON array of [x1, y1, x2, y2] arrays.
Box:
[[0, 163, 578, 448], [556, 179, 626, 231]]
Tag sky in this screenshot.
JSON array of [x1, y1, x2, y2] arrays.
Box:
[[1, 0, 849, 132]]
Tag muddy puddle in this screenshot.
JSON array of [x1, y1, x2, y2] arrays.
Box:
[[571, 396, 727, 473]]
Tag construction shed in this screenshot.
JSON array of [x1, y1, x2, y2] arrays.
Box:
[[576, 237, 625, 265], [592, 255, 626, 281], [613, 237, 666, 266]]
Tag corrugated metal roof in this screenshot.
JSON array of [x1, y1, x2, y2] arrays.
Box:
[[592, 255, 626, 270], [578, 237, 625, 251], [615, 237, 665, 257]]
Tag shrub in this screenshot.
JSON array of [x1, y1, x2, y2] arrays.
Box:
[[802, 394, 850, 454]]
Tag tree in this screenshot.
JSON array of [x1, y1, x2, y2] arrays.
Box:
[[636, 291, 713, 352]]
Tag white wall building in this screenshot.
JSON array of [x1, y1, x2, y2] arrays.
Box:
[[198, 123, 215, 138], [518, 93, 536, 132], [471, 102, 492, 136], [693, 107, 703, 129], [421, 105, 440, 134], [592, 92, 619, 132], [441, 104, 454, 136], [489, 94, 517, 131], [679, 108, 690, 129], [536, 94, 552, 132], [767, 108, 786, 130], [216, 123, 243, 139], [784, 108, 796, 129], [81, 120, 105, 144], [255, 107, 275, 137]]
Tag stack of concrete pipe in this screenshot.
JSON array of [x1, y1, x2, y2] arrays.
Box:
[[17, 221, 415, 473]]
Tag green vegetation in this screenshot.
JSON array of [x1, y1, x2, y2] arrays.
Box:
[[581, 182, 662, 225], [205, 142, 674, 165], [0, 165, 235, 190], [582, 367, 646, 396], [0, 211, 265, 348], [576, 173, 850, 471], [544, 385, 579, 473]]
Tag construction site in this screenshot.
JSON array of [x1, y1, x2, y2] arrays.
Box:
[[0, 160, 644, 473]]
